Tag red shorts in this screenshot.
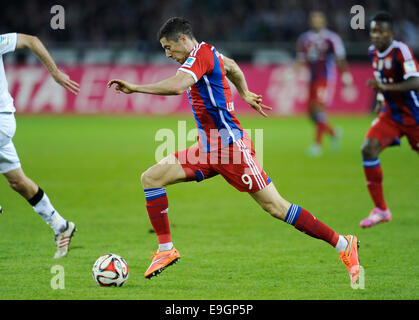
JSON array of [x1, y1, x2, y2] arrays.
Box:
[[366, 115, 419, 151], [174, 136, 271, 193]]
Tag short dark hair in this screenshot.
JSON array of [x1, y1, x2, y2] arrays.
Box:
[[157, 17, 195, 41], [371, 12, 394, 28]]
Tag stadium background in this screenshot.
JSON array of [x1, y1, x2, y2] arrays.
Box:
[[0, 0, 418, 301], [1, 0, 419, 115]]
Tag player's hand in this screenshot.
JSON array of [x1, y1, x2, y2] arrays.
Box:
[[52, 70, 80, 95], [107, 79, 138, 94], [373, 92, 385, 114], [367, 79, 387, 92], [242, 91, 272, 117]]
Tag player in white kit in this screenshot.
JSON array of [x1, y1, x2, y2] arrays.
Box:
[[0, 33, 79, 258]]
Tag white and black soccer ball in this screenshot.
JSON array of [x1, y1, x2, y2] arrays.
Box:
[[0, 205, 2, 214], [92, 253, 129, 287]]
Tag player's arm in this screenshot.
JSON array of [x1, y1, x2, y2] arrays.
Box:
[[223, 55, 272, 117], [107, 71, 195, 96], [337, 59, 354, 87], [330, 32, 353, 87], [16, 34, 79, 95], [367, 77, 419, 93]]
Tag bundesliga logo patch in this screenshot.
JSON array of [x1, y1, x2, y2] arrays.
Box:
[[0, 35, 10, 45], [183, 57, 196, 68], [404, 60, 417, 74]]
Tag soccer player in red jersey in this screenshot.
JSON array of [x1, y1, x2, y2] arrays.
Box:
[[294, 11, 354, 156], [361, 12, 419, 228], [108, 17, 360, 283]]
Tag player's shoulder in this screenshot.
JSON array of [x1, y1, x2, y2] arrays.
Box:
[[368, 44, 377, 55], [323, 28, 341, 39], [393, 40, 415, 61], [298, 30, 312, 40], [188, 42, 214, 58]]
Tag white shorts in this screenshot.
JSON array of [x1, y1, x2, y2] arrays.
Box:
[[0, 112, 21, 174]]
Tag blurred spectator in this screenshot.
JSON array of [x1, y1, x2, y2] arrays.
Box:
[[1, 0, 418, 54]]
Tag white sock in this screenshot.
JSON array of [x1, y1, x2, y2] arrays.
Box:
[[32, 193, 67, 235], [159, 242, 174, 252], [335, 235, 348, 252]]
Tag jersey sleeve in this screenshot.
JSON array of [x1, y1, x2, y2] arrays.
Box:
[[178, 46, 214, 83], [329, 32, 346, 60], [0, 33, 17, 55], [396, 44, 419, 80]]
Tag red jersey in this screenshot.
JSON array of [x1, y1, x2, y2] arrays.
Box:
[[178, 42, 244, 152], [297, 29, 346, 83], [369, 40, 419, 126]]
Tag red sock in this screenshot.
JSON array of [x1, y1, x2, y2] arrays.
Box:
[[286, 204, 339, 247], [363, 159, 387, 210], [315, 122, 335, 144], [144, 188, 171, 244]]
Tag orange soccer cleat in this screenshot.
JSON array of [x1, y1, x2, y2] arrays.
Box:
[[338, 235, 361, 284], [144, 247, 180, 279]]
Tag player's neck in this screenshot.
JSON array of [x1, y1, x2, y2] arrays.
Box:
[[378, 40, 394, 53], [187, 39, 199, 52], [312, 27, 325, 34]]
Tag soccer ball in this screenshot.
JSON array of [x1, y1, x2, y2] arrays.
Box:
[[92, 253, 129, 287]]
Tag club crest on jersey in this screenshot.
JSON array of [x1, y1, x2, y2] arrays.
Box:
[[183, 57, 196, 68]]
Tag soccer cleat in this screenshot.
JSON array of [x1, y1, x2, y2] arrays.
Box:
[[144, 247, 180, 279], [307, 143, 323, 157], [53, 221, 76, 259], [338, 235, 360, 284], [360, 207, 392, 228]]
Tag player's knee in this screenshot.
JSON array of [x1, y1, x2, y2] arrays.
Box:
[[361, 140, 380, 159], [8, 178, 27, 193], [140, 168, 163, 189]]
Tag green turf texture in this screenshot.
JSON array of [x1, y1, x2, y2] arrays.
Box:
[[0, 114, 417, 300]]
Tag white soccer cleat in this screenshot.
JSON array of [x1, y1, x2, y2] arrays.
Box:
[[54, 221, 77, 259], [307, 143, 323, 157]]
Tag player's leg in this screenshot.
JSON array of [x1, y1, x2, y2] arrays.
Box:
[[250, 182, 360, 283], [140, 153, 187, 253], [251, 183, 344, 249], [141, 148, 214, 279], [216, 136, 359, 282], [1, 112, 75, 258], [3, 167, 65, 230], [359, 117, 398, 228], [3, 168, 76, 258], [307, 81, 340, 156], [403, 124, 419, 155], [308, 104, 336, 157]]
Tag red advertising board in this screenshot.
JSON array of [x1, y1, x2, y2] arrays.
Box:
[[7, 63, 375, 114]]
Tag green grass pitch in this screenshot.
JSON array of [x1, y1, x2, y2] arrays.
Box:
[[0, 114, 417, 300]]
